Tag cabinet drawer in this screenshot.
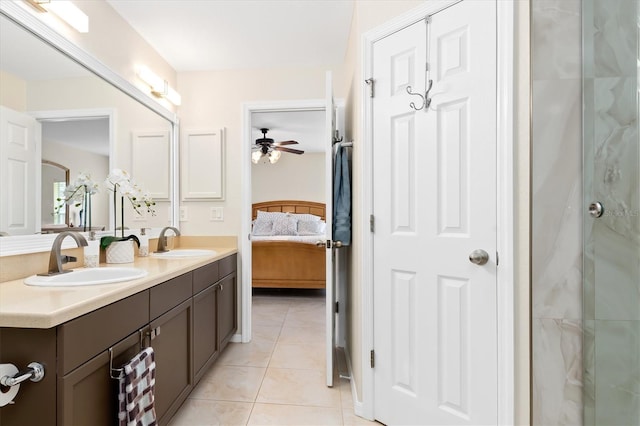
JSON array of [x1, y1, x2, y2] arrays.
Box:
[[150, 272, 192, 320], [193, 261, 219, 294], [57, 291, 149, 375], [219, 254, 237, 278]]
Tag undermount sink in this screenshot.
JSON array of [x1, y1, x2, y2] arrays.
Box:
[[24, 267, 148, 287], [151, 249, 217, 259]]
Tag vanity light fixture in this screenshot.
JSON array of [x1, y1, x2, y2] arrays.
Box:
[[24, 0, 89, 33], [136, 66, 182, 106]]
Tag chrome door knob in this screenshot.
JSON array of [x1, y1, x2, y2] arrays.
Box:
[[589, 201, 604, 218], [333, 241, 343, 249], [469, 249, 489, 265]]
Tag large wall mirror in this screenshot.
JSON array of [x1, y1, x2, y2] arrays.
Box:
[[0, 3, 178, 254]]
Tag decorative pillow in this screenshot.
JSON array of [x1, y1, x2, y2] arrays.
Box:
[[292, 213, 322, 222], [252, 219, 273, 236], [297, 220, 322, 235], [272, 214, 298, 235], [317, 221, 327, 233], [256, 210, 287, 221]]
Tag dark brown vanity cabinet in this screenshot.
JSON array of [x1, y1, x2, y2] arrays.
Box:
[[58, 328, 148, 426], [0, 254, 237, 426], [193, 261, 219, 383], [218, 271, 237, 350], [192, 254, 238, 384], [148, 272, 193, 424]]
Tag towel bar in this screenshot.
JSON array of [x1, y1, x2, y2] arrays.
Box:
[[109, 329, 146, 380]]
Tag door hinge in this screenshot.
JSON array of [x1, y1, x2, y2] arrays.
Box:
[[335, 301, 339, 313], [496, 251, 499, 266], [248, 233, 251, 241], [370, 214, 375, 233], [365, 78, 375, 98], [370, 349, 375, 368]]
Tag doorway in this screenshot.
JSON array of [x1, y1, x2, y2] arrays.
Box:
[[240, 98, 345, 346], [32, 108, 114, 232]]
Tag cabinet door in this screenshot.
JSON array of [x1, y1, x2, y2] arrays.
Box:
[[193, 284, 218, 383], [217, 273, 237, 350], [58, 329, 147, 426], [149, 298, 193, 424]]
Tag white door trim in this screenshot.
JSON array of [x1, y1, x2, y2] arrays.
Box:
[[240, 98, 342, 344], [359, 1, 515, 423]]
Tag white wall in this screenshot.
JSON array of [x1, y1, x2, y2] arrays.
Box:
[[0, 70, 26, 111], [252, 152, 325, 204], [176, 66, 348, 236]]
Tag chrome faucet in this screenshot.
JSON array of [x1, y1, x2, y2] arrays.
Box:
[[155, 226, 180, 253], [39, 231, 88, 276]]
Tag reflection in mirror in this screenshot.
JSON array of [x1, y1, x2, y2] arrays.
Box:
[[41, 160, 69, 227], [0, 8, 177, 254]]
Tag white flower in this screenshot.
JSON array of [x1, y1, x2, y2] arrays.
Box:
[[58, 172, 99, 207], [105, 168, 156, 216]]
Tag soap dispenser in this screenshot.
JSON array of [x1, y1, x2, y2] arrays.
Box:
[[84, 231, 99, 268], [139, 228, 149, 257]]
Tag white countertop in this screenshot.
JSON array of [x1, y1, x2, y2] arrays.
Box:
[[0, 247, 237, 329]]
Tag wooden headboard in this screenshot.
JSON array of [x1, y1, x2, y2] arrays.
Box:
[[252, 200, 326, 221]]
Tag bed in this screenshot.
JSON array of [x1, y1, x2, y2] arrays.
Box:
[[251, 200, 326, 289]]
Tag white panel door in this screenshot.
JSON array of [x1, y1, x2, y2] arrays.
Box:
[[325, 71, 336, 387], [372, 1, 498, 424], [0, 106, 40, 235]]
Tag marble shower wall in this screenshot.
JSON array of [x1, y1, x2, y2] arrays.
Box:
[[531, 1, 583, 425], [533, 0, 640, 424], [582, 0, 640, 424]]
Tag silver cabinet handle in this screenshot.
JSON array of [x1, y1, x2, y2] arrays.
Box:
[[469, 249, 489, 265]]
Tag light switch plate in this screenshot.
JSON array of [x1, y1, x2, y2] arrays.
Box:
[[210, 207, 223, 221]]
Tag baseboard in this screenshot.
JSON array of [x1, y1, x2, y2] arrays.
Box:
[[343, 345, 373, 420]]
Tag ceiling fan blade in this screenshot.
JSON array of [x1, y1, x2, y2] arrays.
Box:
[[274, 140, 298, 146], [275, 146, 304, 155]]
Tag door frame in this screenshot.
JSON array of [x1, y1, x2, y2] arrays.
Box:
[[360, 0, 515, 423], [240, 98, 344, 343]]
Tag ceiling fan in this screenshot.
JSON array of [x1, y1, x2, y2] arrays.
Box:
[[252, 128, 304, 164]]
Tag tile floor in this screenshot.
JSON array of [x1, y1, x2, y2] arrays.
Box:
[[169, 289, 377, 426]]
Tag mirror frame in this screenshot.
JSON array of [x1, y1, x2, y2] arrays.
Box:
[[0, 2, 179, 255]]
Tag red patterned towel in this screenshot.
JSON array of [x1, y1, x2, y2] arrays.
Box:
[[118, 347, 157, 426]]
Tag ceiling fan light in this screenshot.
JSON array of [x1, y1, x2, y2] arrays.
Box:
[[268, 150, 281, 164], [251, 150, 263, 164]]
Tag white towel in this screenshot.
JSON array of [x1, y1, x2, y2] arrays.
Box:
[[118, 347, 157, 426]]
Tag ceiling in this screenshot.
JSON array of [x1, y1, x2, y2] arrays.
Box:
[[251, 110, 326, 154], [105, 0, 355, 72], [105, 1, 355, 155]]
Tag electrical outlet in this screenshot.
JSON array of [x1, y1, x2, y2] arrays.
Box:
[[210, 207, 223, 221], [180, 206, 188, 221]]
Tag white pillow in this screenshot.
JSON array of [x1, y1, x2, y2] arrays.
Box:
[[292, 213, 322, 222], [256, 210, 286, 221], [272, 215, 298, 235], [252, 219, 273, 236], [298, 220, 322, 235]]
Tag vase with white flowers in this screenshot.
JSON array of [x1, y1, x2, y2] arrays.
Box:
[[55, 172, 99, 232], [101, 169, 156, 262]]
